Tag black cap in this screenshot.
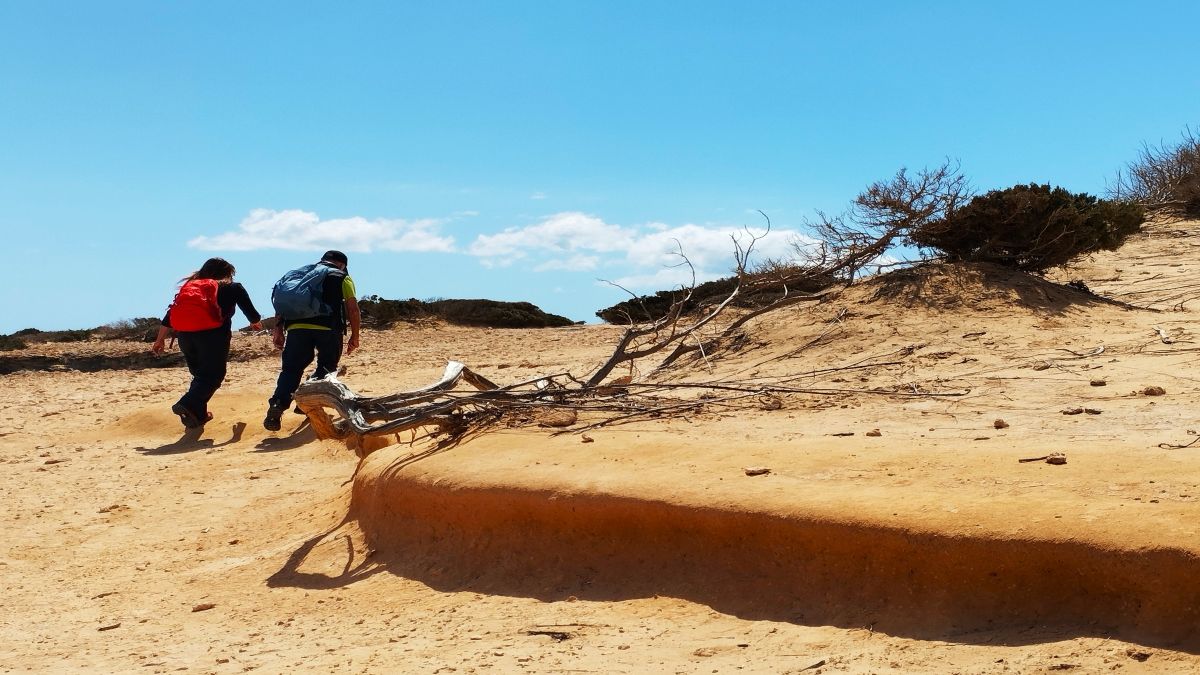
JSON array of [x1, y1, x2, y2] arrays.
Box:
[[321, 250, 348, 269]]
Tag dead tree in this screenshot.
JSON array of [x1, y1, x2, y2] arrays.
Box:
[[1109, 126, 1200, 217], [292, 167, 977, 455], [803, 159, 973, 281]]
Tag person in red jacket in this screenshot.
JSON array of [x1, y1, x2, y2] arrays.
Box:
[[152, 258, 263, 429]]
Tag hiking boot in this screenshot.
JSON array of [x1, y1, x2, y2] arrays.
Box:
[[263, 404, 286, 432], [172, 403, 203, 429]]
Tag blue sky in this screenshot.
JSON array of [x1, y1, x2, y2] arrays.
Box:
[[2, 1, 1197, 333]]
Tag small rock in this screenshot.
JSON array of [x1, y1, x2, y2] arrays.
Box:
[[1089, 379, 1106, 387], [993, 419, 1009, 429], [1061, 408, 1084, 415], [1126, 649, 1151, 662], [1046, 453, 1067, 465], [865, 429, 882, 437], [1143, 386, 1166, 396], [536, 409, 577, 427], [744, 466, 771, 476], [97, 622, 121, 631], [191, 603, 216, 612], [1083, 408, 1102, 415], [758, 394, 783, 411], [580, 434, 594, 443]]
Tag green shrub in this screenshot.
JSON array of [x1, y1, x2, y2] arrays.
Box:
[[908, 184, 1144, 272], [94, 317, 162, 342], [43, 329, 92, 343], [597, 277, 738, 324], [357, 296, 429, 328], [0, 334, 28, 351], [427, 299, 574, 328], [595, 268, 835, 324], [358, 296, 574, 329]]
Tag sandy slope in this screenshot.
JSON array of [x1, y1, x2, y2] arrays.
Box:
[[3, 220, 1200, 673]]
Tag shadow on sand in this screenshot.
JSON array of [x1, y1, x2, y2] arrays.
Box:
[[266, 514, 388, 590], [268, 456, 1200, 654], [254, 420, 317, 452], [135, 421, 247, 455]]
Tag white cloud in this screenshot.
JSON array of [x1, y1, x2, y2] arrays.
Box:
[[534, 254, 600, 272], [468, 212, 636, 258], [607, 266, 704, 292], [469, 211, 813, 292], [188, 207, 821, 297], [188, 208, 456, 253]]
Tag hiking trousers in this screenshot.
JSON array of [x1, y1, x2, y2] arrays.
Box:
[[269, 328, 343, 409], [176, 327, 231, 419]]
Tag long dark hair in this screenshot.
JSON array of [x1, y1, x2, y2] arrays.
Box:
[[183, 257, 235, 283]]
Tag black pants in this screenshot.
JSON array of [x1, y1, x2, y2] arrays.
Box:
[[269, 328, 343, 409], [176, 327, 231, 419]]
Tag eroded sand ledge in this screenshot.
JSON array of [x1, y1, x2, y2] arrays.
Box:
[[352, 441, 1200, 651]]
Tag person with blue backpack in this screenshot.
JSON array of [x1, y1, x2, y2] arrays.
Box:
[[263, 250, 361, 432]]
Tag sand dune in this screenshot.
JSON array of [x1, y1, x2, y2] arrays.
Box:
[[3, 219, 1200, 672]]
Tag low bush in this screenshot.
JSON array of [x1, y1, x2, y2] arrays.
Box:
[[357, 296, 430, 328], [43, 329, 92, 343], [428, 299, 574, 328], [0, 334, 28, 351], [908, 184, 1144, 273], [358, 296, 573, 329], [595, 267, 835, 324], [94, 317, 161, 342]]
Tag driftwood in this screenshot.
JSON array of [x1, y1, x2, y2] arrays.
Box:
[[293, 347, 971, 456], [293, 206, 979, 457], [293, 361, 502, 456]]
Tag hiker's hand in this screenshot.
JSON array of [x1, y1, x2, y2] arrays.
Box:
[[249, 321, 263, 331], [347, 332, 360, 355], [272, 325, 285, 350], [151, 339, 166, 355]]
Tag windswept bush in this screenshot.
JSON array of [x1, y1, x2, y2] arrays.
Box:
[[0, 334, 28, 351], [357, 296, 429, 328], [359, 296, 573, 329], [595, 267, 835, 324], [907, 184, 1144, 273], [43, 329, 92, 343], [427, 299, 574, 328], [1111, 127, 1200, 217], [597, 277, 739, 324], [94, 317, 161, 342]]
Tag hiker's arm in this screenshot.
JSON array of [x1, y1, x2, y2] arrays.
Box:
[[272, 321, 285, 349], [345, 297, 361, 355], [151, 325, 171, 354], [232, 283, 263, 327]]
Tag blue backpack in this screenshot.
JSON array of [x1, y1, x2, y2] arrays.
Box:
[[271, 263, 337, 321]]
